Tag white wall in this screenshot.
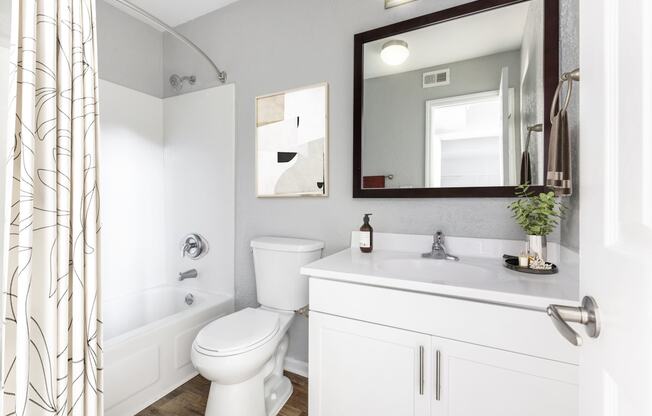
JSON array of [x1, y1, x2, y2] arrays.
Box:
[[163, 85, 235, 296], [0, 1, 10, 48], [99, 80, 166, 301]]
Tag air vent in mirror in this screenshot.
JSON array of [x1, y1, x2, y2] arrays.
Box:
[[423, 69, 450, 88]]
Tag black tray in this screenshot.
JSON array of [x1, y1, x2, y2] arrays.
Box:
[[502, 255, 558, 275]]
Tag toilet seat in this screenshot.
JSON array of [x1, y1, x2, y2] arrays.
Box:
[[194, 308, 280, 357]]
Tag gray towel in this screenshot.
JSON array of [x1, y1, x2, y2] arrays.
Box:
[[519, 151, 532, 185], [546, 110, 572, 195]]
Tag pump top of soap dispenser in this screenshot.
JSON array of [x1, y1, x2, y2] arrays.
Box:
[[363, 213, 372, 223]]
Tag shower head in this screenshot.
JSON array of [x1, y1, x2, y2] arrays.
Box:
[[527, 123, 543, 133], [169, 74, 197, 91]]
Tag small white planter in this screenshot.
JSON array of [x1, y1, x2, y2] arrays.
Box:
[[527, 235, 547, 261]]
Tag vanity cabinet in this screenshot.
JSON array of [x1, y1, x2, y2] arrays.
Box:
[[308, 278, 579, 416], [309, 312, 431, 416], [431, 336, 577, 416]]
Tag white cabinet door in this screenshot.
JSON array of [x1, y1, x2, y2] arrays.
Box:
[[431, 336, 578, 416], [309, 312, 431, 416]]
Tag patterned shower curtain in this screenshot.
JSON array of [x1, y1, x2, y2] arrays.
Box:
[[1, 0, 102, 415]]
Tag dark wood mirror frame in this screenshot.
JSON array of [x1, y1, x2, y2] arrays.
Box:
[[353, 0, 559, 198]]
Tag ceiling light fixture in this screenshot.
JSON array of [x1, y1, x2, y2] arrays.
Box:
[[385, 0, 418, 9], [381, 40, 410, 66]]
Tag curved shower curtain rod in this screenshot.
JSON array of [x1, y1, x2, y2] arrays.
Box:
[[112, 0, 227, 84]]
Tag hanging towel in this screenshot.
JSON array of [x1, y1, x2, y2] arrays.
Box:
[[520, 152, 532, 185], [546, 109, 572, 195], [519, 129, 533, 185]]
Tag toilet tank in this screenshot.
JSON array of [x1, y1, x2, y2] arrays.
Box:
[[251, 237, 324, 311]]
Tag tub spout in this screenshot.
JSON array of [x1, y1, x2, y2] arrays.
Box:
[[179, 269, 198, 281]]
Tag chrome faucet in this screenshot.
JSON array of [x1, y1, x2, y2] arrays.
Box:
[[181, 234, 207, 259], [422, 231, 459, 261], [179, 269, 198, 281], [182, 241, 197, 257]]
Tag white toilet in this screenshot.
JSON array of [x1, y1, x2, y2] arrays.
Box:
[[191, 236, 324, 416]]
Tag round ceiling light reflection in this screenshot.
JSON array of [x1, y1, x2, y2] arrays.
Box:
[[381, 40, 409, 66]]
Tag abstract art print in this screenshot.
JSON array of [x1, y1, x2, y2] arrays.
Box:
[[256, 83, 328, 197]]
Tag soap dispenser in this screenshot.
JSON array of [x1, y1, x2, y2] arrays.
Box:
[[359, 213, 373, 253]]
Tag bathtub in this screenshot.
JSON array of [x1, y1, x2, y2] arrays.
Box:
[[104, 286, 233, 416]]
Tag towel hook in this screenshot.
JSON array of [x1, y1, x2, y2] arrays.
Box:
[[551, 68, 580, 122]]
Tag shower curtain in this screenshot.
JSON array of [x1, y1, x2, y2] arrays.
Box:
[[2, 0, 102, 415]]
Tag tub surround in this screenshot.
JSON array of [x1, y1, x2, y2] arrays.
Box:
[[305, 232, 580, 415]]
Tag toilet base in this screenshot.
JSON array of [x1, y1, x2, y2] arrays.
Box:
[[205, 370, 267, 416], [203, 372, 293, 416], [265, 374, 293, 416], [201, 334, 293, 416]]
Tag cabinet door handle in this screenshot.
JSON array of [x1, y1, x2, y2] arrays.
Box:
[[435, 350, 441, 401], [418, 346, 425, 395]]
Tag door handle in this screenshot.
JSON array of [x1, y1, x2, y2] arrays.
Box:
[[547, 296, 601, 346]]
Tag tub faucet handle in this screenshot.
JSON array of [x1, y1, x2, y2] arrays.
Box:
[[181, 234, 207, 259]]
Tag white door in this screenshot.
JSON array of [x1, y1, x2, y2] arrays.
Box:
[[498, 66, 509, 185], [309, 312, 431, 416], [431, 336, 577, 416], [579, 0, 652, 415]]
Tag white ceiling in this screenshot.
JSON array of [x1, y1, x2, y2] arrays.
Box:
[[105, 0, 242, 27], [364, 1, 533, 79]]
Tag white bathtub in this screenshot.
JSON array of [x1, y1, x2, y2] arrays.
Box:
[[104, 286, 233, 416]]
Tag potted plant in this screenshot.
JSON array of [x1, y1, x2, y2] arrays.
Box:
[[508, 185, 565, 261]]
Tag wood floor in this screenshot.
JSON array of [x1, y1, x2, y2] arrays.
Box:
[[137, 372, 308, 416]]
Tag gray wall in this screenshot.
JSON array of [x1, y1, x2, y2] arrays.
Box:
[[161, 0, 579, 365], [96, 0, 164, 97], [363, 50, 522, 188]]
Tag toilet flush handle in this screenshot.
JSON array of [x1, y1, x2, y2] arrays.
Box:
[[295, 305, 309, 318]]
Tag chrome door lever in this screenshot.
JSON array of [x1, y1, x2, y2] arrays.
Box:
[[547, 296, 601, 346]]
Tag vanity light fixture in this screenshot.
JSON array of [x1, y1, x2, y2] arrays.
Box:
[[381, 40, 410, 66], [385, 0, 418, 9]]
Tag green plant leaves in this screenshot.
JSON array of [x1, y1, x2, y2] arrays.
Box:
[[507, 185, 566, 236]]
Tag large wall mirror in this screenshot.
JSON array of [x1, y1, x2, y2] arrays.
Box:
[[354, 0, 558, 197]]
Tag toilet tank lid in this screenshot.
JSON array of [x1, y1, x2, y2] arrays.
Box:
[[251, 237, 324, 253]]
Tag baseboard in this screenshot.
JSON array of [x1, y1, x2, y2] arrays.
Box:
[[284, 357, 308, 378]]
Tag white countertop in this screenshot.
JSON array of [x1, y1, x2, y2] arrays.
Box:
[[302, 233, 580, 310]]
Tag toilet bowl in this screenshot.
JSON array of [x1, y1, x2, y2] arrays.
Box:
[[191, 237, 323, 416], [192, 307, 295, 416]]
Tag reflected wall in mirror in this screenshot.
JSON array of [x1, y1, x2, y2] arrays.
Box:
[[354, 0, 558, 197]]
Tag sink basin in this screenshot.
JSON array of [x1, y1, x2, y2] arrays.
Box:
[[375, 258, 495, 284]]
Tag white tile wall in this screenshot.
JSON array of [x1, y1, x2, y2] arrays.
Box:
[[99, 80, 235, 302], [163, 85, 235, 296]]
